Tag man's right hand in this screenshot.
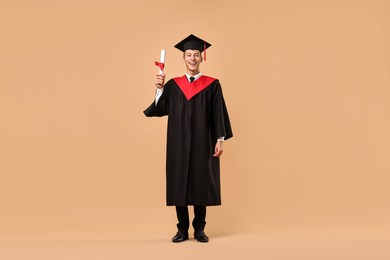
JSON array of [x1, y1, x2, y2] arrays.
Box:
[[155, 74, 165, 89]]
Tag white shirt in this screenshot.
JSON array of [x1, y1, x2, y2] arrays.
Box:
[[185, 71, 202, 82], [154, 72, 224, 141]]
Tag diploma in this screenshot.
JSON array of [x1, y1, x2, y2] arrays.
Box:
[[155, 50, 166, 75]]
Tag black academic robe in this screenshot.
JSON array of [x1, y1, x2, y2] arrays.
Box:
[[144, 75, 233, 206]]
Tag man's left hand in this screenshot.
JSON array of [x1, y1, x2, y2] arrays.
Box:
[[213, 141, 224, 157]]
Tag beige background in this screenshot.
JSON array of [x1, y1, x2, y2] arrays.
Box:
[[1, 0, 390, 259]]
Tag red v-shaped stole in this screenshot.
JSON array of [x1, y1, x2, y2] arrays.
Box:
[[173, 75, 217, 101]]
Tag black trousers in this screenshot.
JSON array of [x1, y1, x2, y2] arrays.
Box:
[[175, 206, 206, 231]]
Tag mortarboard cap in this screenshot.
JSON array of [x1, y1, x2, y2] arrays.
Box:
[[174, 34, 212, 60]]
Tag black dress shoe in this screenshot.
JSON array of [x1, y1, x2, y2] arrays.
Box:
[[172, 231, 188, 243], [194, 230, 209, 243]]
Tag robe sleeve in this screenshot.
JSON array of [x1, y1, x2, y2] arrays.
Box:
[[143, 80, 170, 117], [213, 81, 233, 140]]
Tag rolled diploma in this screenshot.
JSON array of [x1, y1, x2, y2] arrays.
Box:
[[159, 50, 166, 74]]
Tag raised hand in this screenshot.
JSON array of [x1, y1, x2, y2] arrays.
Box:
[[155, 74, 165, 89]]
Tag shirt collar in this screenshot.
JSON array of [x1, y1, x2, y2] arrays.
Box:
[[185, 72, 202, 82]]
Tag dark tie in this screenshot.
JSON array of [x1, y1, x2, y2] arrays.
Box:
[[190, 76, 195, 82]]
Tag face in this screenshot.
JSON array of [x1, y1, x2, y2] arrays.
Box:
[[183, 49, 203, 75]]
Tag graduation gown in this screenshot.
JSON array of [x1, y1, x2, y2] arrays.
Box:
[[144, 75, 233, 206]]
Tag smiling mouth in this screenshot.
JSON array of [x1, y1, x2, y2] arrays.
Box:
[[189, 62, 197, 66]]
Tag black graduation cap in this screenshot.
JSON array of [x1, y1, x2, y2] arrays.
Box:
[[174, 34, 212, 60]]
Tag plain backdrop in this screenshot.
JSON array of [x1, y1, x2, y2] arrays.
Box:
[[1, 0, 390, 242]]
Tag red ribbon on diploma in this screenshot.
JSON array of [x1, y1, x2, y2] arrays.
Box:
[[155, 61, 165, 71]]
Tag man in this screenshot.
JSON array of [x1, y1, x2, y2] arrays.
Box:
[[144, 34, 233, 243]]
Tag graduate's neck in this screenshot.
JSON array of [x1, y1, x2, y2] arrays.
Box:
[[186, 69, 200, 76]]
